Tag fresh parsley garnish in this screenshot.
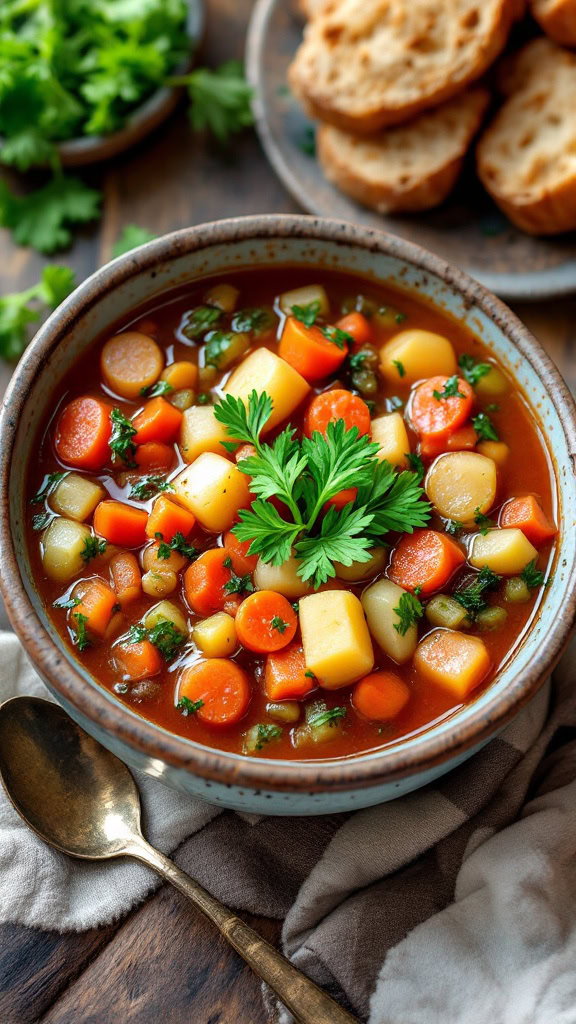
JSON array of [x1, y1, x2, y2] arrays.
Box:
[[127, 620, 185, 661], [81, 536, 107, 563], [112, 226, 156, 259], [129, 476, 174, 501], [521, 560, 552, 589], [406, 453, 425, 482], [171, 60, 254, 144], [291, 301, 321, 328], [473, 412, 499, 442], [204, 331, 238, 368], [197, 392, 212, 405], [0, 177, 100, 254], [433, 376, 465, 401], [253, 723, 283, 749], [156, 532, 196, 560], [109, 408, 137, 468], [181, 305, 222, 341], [32, 512, 52, 531], [349, 350, 368, 370], [322, 326, 352, 350], [72, 612, 90, 653], [231, 308, 274, 335], [392, 359, 405, 378], [177, 697, 204, 716], [445, 520, 462, 536], [270, 615, 289, 634], [139, 380, 173, 398], [458, 354, 492, 388], [474, 508, 495, 535], [54, 595, 80, 610], [454, 567, 502, 618], [304, 670, 317, 680], [0, 267, 76, 360], [393, 591, 424, 636], [308, 706, 346, 729], [222, 555, 255, 595], [30, 472, 66, 504]]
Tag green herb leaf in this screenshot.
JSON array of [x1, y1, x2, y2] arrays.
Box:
[[253, 723, 283, 749], [392, 359, 405, 378], [473, 412, 499, 442], [72, 612, 91, 653], [204, 330, 236, 368], [291, 301, 321, 328], [349, 350, 368, 370], [474, 508, 495, 535], [0, 177, 100, 254], [112, 225, 156, 258], [174, 60, 254, 144], [270, 615, 289, 634], [196, 392, 212, 405], [433, 375, 465, 401], [406, 452, 425, 482], [140, 380, 173, 398], [147, 620, 186, 661], [521, 560, 552, 589], [54, 595, 81, 610], [393, 591, 424, 636], [445, 520, 462, 536], [295, 504, 374, 587], [458, 354, 492, 388], [231, 308, 274, 335], [356, 459, 431, 539], [177, 697, 204, 716], [156, 531, 196, 560], [321, 325, 353, 350], [109, 408, 137, 467], [30, 472, 66, 504], [222, 555, 255, 595], [454, 567, 502, 618], [129, 476, 174, 501], [181, 305, 222, 341], [297, 126, 316, 156], [0, 267, 76, 361], [81, 536, 107, 563], [308, 706, 346, 729]]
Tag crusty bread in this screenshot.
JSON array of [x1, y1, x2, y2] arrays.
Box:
[[530, 0, 576, 46], [477, 39, 576, 234], [317, 88, 490, 213], [288, 0, 524, 134]]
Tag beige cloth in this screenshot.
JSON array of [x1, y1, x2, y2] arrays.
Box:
[[2, 629, 576, 1023]]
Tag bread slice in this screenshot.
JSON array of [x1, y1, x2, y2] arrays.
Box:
[[288, 0, 523, 134], [477, 39, 576, 234], [530, 0, 576, 46], [317, 88, 490, 213]]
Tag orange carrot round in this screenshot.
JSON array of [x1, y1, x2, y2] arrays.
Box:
[[410, 376, 473, 457], [101, 332, 164, 400], [389, 529, 466, 595], [55, 396, 112, 471], [336, 311, 372, 347], [353, 671, 410, 721], [264, 643, 316, 701], [223, 530, 259, 573], [178, 659, 251, 727], [500, 495, 557, 547], [304, 389, 371, 438], [93, 500, 148, 547], [145, 494, 196, 542], [110, 552, 142, 607], [184, 548, 248, 617], [132, 397, 183, 445], [235, 591, 297, 653], [278, 316, 348, 382], [134, 442, 175, 472]]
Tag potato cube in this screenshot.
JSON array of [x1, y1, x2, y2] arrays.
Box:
[[299, 591, 374, 688], [278, 284, 329, 317], [144, 600, 187, 635], [203, 282, 239, 312], [171, 453, 250, 533], [192, 612, 237, 657], [224, 349, 310, 431], [50, 473, 105, 522], [179, 406, 231, 463], [371, 412, 409, 468], [254, 554, 312, 599], [41, 518, 92, 582], [476, 441, 510, 468], [414, 629, 491, 699], [425, 452, 497, 523], [361, 579, 417, 665], [380, 329, 457, 385], [475, 365, 508, 398], [469, 528, 538, 575]]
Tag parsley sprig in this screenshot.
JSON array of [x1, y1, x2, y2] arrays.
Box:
[[129, 476, 174, 501], [109, 409, 137, 467], [393, 592, 424, 636], [473, 413, 499, 442], [81, 536, 107, 564], [156, 532, 197, 561], [292, 301, 320, 327], [127, 620, 185, 661], [521, 560, 552, 589], [222, 556, 255, 595], [454, 567, 502, 618], [458, 354, 491, 387], [433, 376, 465, 401]]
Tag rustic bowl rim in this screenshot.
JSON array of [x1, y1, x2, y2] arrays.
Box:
[[1, 214, 576, 794]]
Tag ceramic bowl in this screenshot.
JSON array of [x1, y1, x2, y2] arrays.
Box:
[[1, 215, 575, 815]]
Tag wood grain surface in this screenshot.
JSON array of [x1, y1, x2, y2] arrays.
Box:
[[0, 2, 575, 1022]]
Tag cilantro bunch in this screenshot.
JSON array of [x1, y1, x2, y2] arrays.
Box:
[[213, 391, 431, 588]]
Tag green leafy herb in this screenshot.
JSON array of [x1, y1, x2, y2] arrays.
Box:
[[81, 536, 107, 563], [156, 532, 197, 560], [231, 308, 274, 335], [112, 225, 156, 258], [308, 706, 346, 729], [454, 567, 502, 618], [406, 453, 425, 482], [474, 508, 495, 535], [253, 723, 283, 750], [140, 380, 173, 398], [433, 376, 466, 401], [392, 359, 405, 378], [291, 301, 320, 328], [521, 560, 552, 589], [204, 330, 237, 368], [32, 512, 53, 531], [473, 412, 499, 442], [445, 520, 462, 536], [304, 670, 316, 680], [270, 615, 289, 634], [458, 354, 492, 388], [297, 126, 316, 157], [72, 612, 90, 653], [181, 305, 222, 341], [322, 325, 353, 350], [196, 392, 212, 405], [222, 555, 255, 595], [109, 408, 137, 467], [0, 177, 101, 254], [129, 476, 174, 501], [349, 350, 368, 370], [177, 697, 204, 716], [393, 591, 424, 636], [172, 60, 254, 144], [30, 472, 66, 505], [0, 267, 76, 360], [127, 620, 185, 661], [54, 595, 80, 610]]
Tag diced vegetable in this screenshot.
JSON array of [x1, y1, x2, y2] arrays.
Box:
[[132, 397, 183, 445], [171, 453, 251, 533], [353, 671, 410, 721], [110, 551, 142, 607], [425, 594, 470, 630], [445, 425, 478, 451], [142, 540, 186, 574], [474, 364, 508, 398], [203, 330, 250, 370], [266, 701, 301, 724], [278, 284, 329, 317], [184, 548, 248, 617], [50, 473, 105, 522], [55, 397, 112, 471], [371, 412, 409, 468], [144, 600, 187, 636], [299, 591, 374, 689], [160, 361, 198, 391], [242, 723, 283, 754], [134, 442, 174, 472], [178, 659, 251, 726], [204, 283, 240, 312], [335, 547, 386, 582], [179, 406, 231, 464], [389, 529, 465, 595], [476, 606, 507, 631], [73, 579, 117, 638], [476, 440, 509, 467], [425, 452, 497, 523], [41, 518, 92, 582], [380, 330, 457, 385], [469, 528, 538, 575], [192, 612, 237, 658], [142, 568, 177, 598], [500, 495, 557, 547], [503, 577, 531, 603], [414, 629, 491, 699], [145, 495, 196, 542], [293, 701, 346, 747], [278, 316, 348, 382], [235, 591, 297, 653], [100, 332, 164, 400], [410, 376, 474, 456], [223, 530, 259, 574], [170, 389, 195, 412], [93, 500, 148, 547], [224, 348, 310, 431], [361, 579, 418, 664], [253, 554, 312, 599], [264, 642, 316, 701], [116, 640, 162, 681], [304, 389, 371, 438], [336, 311, 372, 346]]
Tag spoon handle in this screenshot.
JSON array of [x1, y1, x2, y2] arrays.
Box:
[[126, 836, 359, 1024]]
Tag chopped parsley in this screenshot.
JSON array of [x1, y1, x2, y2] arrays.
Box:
[[53, 595, 80, 610], [308, 706, 346, 729], [129, 476, 174, 501], [32, 512, 52, 531], [81, 536, 107, 563], [222, 555, 255, 595], [473, 412, 499, 442], [458, 354, 492, 388], [140, 380, 173, 398], [253, 723, 283, 749], [231, 308, 274, 335], [406, 452, 425, 482], [30, 472, 66, 504], [393, 591, 424, 636], [349, 350, 368, 370], [474, 508, 495, 535], [156, 531, 197, 560], [181, 305, 221, 341], [109, 408, 137, 467], [304, 670, 317, 680], [433, 376, 465, 401], [291, 301, 321, 328], [454, 567, 502, 618], [270, 615, 289, 634], [204, 330, 238, 368], [196, 392, 212, 405], [127, 620, 185, 661], [72, 612, 90, 653], [392, 359, 405, 378], [445, 520, 462, 536], [177, 697, 204, 716], [322, 325, 353, 350], [521, 560, 552, 589]]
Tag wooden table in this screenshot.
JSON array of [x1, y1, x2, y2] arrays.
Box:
[[1, 1, 575, 1021]]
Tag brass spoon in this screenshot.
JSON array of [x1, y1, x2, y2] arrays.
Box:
[[0, 696, 358, 1024]]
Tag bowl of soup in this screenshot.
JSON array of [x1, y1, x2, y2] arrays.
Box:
[[1, 215, 575, 815]]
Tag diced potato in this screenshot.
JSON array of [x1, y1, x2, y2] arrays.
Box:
[[192, 612, 237, 657], [300, 591, 374, 688], [476, 440, 510, 468], [425, 595, 470, 630], [503, 577, 531, 604], [171, 453, 250, 533], [476, 606, 507, 631], [379, 329, 457, 385], [242, 723, 283, 755], [414, 629, 491, 699], [371, 412, 409, 469], [266, 701, 300, 724], [41, 518, 92, 582], [279, 284, 329, 317], [224, 349, 310, 431], [475, 365, 508, 398], [361, 579, 417, 665], [203, 330, 250, 371], [254, 554, 312, 599], [170, 389, 195, 412], [335, 547, 386, 582], [204, 283, 239, 312], [425, 452, 497, 523], [50, 474, 105, 522], [144, 600, 187, 635], [142, 569, 177, 598], [293, 701, 345, 746], [180, 406, 231, 464], [469, 528, 537, 575], [142, 543, 186, 574]]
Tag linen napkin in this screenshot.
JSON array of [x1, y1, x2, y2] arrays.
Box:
[[2, 627, 576, 1024]]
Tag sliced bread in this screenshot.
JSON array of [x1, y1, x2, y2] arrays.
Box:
[[477, 39, 576, 234], [288, 0, 523, 134], [530, 0, 576, 46], [317, 88, 490, 213]]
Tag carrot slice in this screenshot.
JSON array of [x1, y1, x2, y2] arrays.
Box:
[[304, 389, 371, 438], [110, 552, 142, 607], [161, 361, 198, 391], [336, 312, 372, 347], [184, 548, 248, 617], [132, 397, 183, 445], [445, 424, 478, 452], [115, 640, 162, 681], [101, 332, 164, 400], [500, 495, 557, 546], [324, 487, 358, 512], [223, 530, 258, 573], [55, 396, 112, 471], [410, 376, 473, 457], [278, 316, 348, 382], [73, 578, 117, 638], [134, 442, 175, 472], [93, 500, 148, 547], [264, 643, 316, 701], [353, 671, 410, 721], [178, 659, 251, 727], [389, 529, 466, 595], [146, 494, 196, 542], [235, 591, 297, 653]]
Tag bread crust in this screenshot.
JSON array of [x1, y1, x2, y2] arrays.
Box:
[[289, 0, 523, 134], [530, 0, 576, 46], [318, 89, 490, 213]]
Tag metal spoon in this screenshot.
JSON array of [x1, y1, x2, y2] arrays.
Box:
[[0, 696, 358, 1024]]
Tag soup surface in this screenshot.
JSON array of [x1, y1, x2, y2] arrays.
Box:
[[25, 268, 557, 760]]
